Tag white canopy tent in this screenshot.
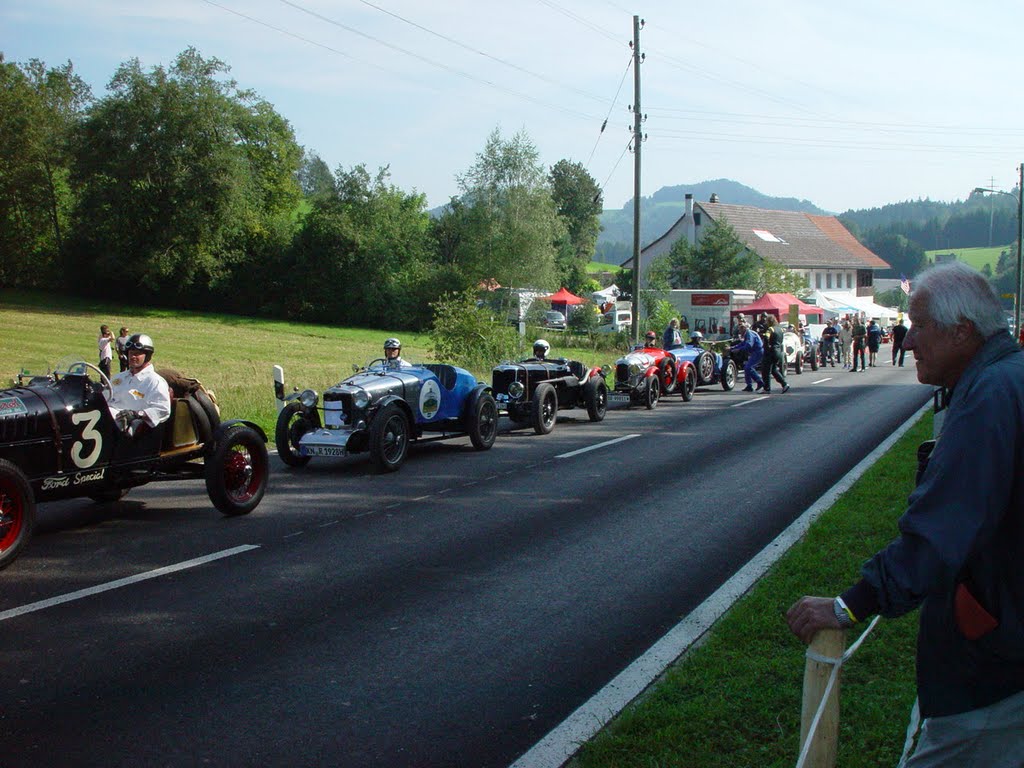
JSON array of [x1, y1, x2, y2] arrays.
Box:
[[809, 291, 901, 325]]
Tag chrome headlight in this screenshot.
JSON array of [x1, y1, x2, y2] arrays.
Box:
[[628, 363, 641, 376], [299, 389, 318, 408], [508, 381, 525, 399], [352, 389, 370, 409]]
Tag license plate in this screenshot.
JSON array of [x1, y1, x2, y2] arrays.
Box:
[[607, 393, 631, 404], [306, 445, 347, 457]]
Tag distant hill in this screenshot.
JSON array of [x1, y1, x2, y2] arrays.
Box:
[[595, 179, 828, 264]]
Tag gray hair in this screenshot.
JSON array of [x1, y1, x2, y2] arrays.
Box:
[[912, 261, 1008, 338]]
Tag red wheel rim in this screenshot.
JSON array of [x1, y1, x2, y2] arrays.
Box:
[[222, 441, 265, 503], [0, 480, 24, 553]]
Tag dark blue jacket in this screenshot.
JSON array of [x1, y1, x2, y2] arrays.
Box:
[[844, 332, 1024, 717]]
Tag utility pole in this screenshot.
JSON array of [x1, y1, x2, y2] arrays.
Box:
[[630, 15, 645, 344], [1016, 162, 1023, 338]]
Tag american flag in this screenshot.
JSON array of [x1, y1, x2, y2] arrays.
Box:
[[900, 275, 911, 295]]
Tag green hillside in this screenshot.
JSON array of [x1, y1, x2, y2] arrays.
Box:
[[924, 244, 1010, 273]]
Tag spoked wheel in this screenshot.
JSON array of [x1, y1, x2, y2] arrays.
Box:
[[206, 425, 269, 516], [585, 379, 607, 422], [721, 359, 738, 391], [275, 402, 319, 467], [696, 351, 715, 385], [531, 383, 557, 435], [658, 358, 677, 395], [467, 393, 498, 450], [0, 460, 35, 570], [369, 403, 410, 472], [645, 376, 660, 410], [680, 366, 696, 402]]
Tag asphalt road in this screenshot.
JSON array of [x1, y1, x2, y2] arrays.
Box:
[[0, 360, 933, 767]]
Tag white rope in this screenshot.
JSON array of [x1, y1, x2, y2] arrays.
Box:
[[795, 617, 881, 768]]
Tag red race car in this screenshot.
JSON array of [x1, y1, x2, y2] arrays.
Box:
[[609, 343, 696, 408]]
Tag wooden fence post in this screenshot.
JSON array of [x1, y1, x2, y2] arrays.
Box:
[[799, 628, 847, 768]]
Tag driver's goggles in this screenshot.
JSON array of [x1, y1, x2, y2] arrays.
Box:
[[124, 341, 149, 351]]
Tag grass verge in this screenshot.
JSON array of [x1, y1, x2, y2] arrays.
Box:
[[571, 411, 931, 767]]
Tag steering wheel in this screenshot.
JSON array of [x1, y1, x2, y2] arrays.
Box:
[[63, 360, 113, 399], [365, 358, 389, 370]]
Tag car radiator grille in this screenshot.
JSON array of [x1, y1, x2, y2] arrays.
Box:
[[616, 363, 629, 385], [492, 369, 521, 392], [322, 391, 353, 425], [0, 412, 32, 442]]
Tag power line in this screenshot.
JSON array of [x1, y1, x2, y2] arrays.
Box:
[[585, 55, 633, 168]]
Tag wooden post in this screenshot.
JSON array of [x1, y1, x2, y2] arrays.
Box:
[[799, 629, 847, 767]]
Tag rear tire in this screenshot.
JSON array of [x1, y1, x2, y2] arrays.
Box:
[[657, 358, 677, 395], [0, 460, 34, 571], [531, 383, 557, 435], [205, 425, 268, 516]]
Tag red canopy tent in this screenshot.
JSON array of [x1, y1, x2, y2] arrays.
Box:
[[542, 287, 585, 306], [729, 292, 823, 321]]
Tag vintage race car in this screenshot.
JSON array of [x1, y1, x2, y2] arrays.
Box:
[[274, 359, 498, 472], [610, 345, 697, 409], [0, 359, 269, 571], [491, 357, 607, 434], [667, 343, 738, 391]]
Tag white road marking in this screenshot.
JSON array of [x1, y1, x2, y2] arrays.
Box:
[[556, 434, 640, 459], [510, 399, 933, 768], [812, 377, 832, 384], [0, 545, 260, 623], [730, 396, 769, 407]]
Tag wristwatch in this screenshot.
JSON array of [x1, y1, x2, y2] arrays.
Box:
[[832, 597, 855, 628]]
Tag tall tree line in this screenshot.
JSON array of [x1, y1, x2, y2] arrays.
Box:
[[0, 51, 604, 330]]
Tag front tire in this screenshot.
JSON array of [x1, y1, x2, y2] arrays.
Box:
[[810, 349, 819, 371], [795, 353, 803, 375], [721, 359, 738, 391], [531, 383, 557, 435], [695, 351, 715, 385], [584, 379, 607, 422], [680, 366, 696, 402], [0, 459, 35, 571], [369, 404, 410, 472], [645, 376, 660, 410], [467, 393, 499, 450], [205, 425, 269, 516], [275, 402, 319, 467]]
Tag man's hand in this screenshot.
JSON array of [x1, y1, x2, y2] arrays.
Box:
[[115, 410, 142, 433], [786, 596, 842, 644]]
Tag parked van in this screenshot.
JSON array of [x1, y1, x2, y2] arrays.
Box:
[[597, 308, 632, 333]]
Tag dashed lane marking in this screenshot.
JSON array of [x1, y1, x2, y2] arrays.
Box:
[[730, 396, 769, 407], [556, 434, 640, 459]]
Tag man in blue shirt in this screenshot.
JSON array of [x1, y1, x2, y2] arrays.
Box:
[[787, 261, 1024, 766], [729, 320, 765, 392]]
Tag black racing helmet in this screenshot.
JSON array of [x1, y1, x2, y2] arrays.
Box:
[[533, 339, 550, 358], [124, 333, 154, 363]]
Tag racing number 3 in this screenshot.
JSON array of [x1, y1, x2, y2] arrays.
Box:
[[70, 410, 104, 468]]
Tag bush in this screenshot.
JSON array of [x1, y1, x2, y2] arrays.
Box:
[[429, 289, 524, 376]]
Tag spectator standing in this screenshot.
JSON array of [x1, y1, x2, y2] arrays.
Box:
[[891, 318, 909, 366], [821, 320, 839, 367], [786, 261, 1023, 768], [97, 324, 115, 379], [838, 320, 853, 369], [662, 318, 682, 351], [116, 326, 130, 372], [866, 319, 883, 367], [850, 316, 867, 372], [761, 316, 790, 394], [730, 321, 765, 392]]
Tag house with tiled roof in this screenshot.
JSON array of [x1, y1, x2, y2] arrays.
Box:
[[627, 193, 890, 295]]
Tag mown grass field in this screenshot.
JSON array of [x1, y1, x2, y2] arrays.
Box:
[[572, 413, 928, 767], [0, 291, 622, 435], [925, 244, 1009, 273]]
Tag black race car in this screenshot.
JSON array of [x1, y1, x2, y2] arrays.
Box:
[[0, 359, 269, 570], [490, 357, 607, 434]]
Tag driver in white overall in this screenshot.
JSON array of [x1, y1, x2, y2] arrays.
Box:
[[106, 333, 171, 436]]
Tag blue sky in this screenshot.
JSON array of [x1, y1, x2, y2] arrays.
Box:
[[4, 0, 1022, 215]]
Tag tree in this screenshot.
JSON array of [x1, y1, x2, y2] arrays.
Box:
[[67, 48, 301, 306], [549, 159, 602, 292], [659, 218, 759, 289], [450, 128, 563, 290], [297, 149, 336, 199], [751, 256, 810, 297], [0, 55, 91, 287]]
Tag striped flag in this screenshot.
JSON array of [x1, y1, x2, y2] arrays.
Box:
[[900, 275, 911, 295]]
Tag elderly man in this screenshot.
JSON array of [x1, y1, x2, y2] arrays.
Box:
[[786, 261, 1024, 766]]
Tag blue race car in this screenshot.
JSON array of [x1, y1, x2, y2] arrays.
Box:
[[666, 333, 738, 392], [273, 359, 498, 472]]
